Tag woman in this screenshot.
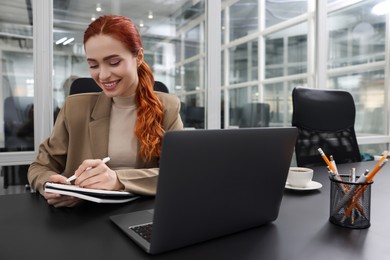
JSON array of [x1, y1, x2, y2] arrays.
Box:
[[28, 15, 183, 208]]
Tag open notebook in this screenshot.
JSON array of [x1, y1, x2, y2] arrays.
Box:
[[44, 182, 139, 203]]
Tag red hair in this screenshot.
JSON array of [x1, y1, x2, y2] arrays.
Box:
[[84, 15, 164, 162]]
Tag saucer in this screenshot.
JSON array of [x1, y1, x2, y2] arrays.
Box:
[[285, 181, 322, 191]]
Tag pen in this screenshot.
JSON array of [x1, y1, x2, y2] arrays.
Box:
[[349, 168, 356, 224], [351, 168, 356, 183], [66, 157, 111, 183], [330, 155, 338, 174]]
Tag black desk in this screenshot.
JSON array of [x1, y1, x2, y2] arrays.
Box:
[[1, 161, 389, 259]]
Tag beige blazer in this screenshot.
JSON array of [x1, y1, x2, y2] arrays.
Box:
[[28, 91, 183, 195]]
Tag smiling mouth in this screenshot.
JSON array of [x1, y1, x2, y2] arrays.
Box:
[[102, 80, 120, 90]]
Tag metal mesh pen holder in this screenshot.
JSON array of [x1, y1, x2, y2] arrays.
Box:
[[329, 175, 372, 229]]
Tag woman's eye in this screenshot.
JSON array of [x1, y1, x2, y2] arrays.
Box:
[[88, 62, 98, 69], [110, 60, 120, 66]]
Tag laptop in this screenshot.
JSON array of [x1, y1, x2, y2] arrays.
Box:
[[110, 127, 297, 254]]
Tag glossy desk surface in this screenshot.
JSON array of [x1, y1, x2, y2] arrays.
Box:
[[1, 161, 389, 259]]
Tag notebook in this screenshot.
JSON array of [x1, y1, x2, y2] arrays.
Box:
[[110, 127, 298, 254], [44, 182, 139, 203]]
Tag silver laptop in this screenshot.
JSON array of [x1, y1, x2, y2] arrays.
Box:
[[110, 127, 297, 254]]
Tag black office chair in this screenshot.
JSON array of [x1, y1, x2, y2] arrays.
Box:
[[185, 106, 204, 129], [69, 78, 102, 95], [153, 81, 169, 93], [238, 102, 270, 128], [69, 77, 169, 95], [2, 96, 34, 189], [292, 87, 362, 167]]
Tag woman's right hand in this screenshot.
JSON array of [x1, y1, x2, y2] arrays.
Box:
[[43, 174, 80, 208]]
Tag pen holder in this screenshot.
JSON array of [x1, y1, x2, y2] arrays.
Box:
[[329, 175, 372, 229]]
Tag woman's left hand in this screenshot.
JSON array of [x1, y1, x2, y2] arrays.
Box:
[[44, 174, 81, 208], [74, 159, 122, 190]]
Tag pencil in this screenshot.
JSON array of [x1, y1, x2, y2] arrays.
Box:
[[318, 148, 337, 173], [344, 152, 388, 218], [365, 151, 388, 182]]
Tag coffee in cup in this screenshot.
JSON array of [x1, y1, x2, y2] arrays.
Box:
[[287, 167, 313, 188]]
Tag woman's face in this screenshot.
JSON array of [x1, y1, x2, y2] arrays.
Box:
[[85, 34, 142, 97]]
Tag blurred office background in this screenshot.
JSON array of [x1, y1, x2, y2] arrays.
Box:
[[1, 0, 389, 194]]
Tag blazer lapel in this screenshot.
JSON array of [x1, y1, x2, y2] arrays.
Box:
[[89, 94, 112, 159]]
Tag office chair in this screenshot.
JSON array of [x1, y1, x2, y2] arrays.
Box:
[[2, 96, 34, 189], [238, 102, 270, 128], [69, 78, 102, 95], [153, 81, 169, 93], [69, 78, 169, 95], [185, 106, 204, 129], [292, 87, 362, 167]]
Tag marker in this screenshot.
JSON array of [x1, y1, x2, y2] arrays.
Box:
[[66, 157, 111, 183]]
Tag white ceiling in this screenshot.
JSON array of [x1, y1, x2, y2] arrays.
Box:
[[0, 0, 192, 44]]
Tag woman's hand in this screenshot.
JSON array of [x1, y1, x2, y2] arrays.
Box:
[[43, 174, 80, 208], [74, 159, 123, 190]]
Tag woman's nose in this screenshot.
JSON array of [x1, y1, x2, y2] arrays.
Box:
[[99, 66, 111, 80]]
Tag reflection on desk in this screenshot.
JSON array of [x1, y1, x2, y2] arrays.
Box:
[[0, 161, 389, 259]]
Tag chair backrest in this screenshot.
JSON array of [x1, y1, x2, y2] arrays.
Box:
[[185, 106, 204, 128], [154, 81, 169, 93], [69, 78, 169, 95], [292, 87, 361, 167], [4, 96, 33, 137], [238, 102, 270, 128], [69, 78, 102, 95], [3, 96, 34, 151]]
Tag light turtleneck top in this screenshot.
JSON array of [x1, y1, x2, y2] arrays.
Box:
[[108, 94, 138, 169]]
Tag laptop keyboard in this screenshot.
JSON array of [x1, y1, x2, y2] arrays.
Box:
[[131, 223, 153, 242]]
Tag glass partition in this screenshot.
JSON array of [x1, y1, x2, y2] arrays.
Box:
[[0, 1, 34, 190], [266, 0, 307, 28], [328, 0, 387, 139], [265, 23, 308, 79], [229, 40, 258, 84], [328, 0, 386, 69], [328, 69, 386, 135], [229, 0, 258, 41]]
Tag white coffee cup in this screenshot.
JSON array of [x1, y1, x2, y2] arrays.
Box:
[[287, 167, 313, 188]]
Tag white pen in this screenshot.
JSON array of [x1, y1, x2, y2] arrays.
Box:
[[329, 155, 339, 175], [66, 157, 111, 183]]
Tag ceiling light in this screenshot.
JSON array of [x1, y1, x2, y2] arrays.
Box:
[[63, 38, 75, 45], [96, 3, 102, 12], [91, 14, 96, 21], [372, 0, 390, 15], [55, 37, 67, 45], [139, 20, 144, 27], [148, 11, 153, 19]]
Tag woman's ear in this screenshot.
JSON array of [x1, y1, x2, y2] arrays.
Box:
[[137, 48, 144, 67]]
